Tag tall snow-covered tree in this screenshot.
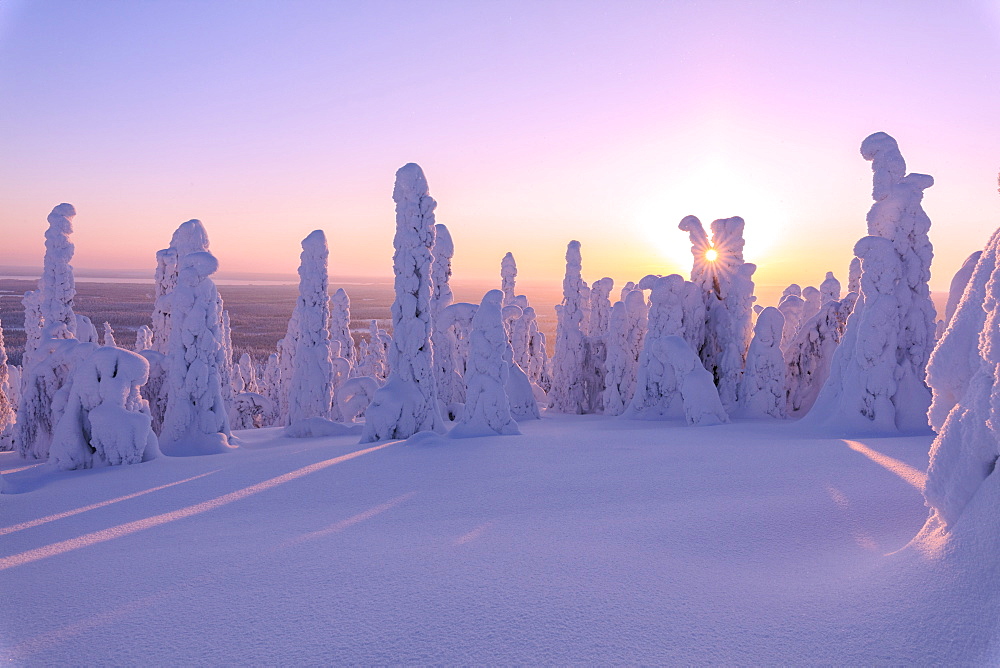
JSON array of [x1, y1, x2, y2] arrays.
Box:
[[501, 252, 517, 307], [944, 251, 982, 326], [550, 240, 589, 413], [159, 251, 235, 455], [330, 288, 355, 367], [361, 163, 443, 442], [451, 290, 520, 438], [860, 131, 937, 431], [151, 220, 211, 354], [286, 230, 336, 425], [431, 224, 457, 412], [0, 319, 15, 450]]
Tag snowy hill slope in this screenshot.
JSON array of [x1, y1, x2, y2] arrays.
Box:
[[1, 416, 996, 664]]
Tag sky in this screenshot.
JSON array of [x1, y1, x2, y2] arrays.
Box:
[[1, 0, 999, 293]]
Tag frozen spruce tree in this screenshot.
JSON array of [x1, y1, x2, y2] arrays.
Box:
[[361, 164, 443, 442], [626, 274, 689, 418], [807, 236, 902, 433], [331, 288, 355, 367], [134, 325, 153, 352], [151, 220, 211, 354], [431, 224, 457, 409], [926, 231, 1000, 433], [603, 289, 648, 416], [550, 240, 589, 413], [501, 252, 517, 307], [0, 319, 15, 450], [860, 131, 937, 430], [102, 322, 117, 347], [784, 297, 852, 415], [800, 286, 821, 324], [820, 272, 841, 304], [738, 306, 786, 418], [49, 347, 160, 469], [159, 251, 235, 455], [286, 230, 336, 426], [921, 228, 1000, 533], [777, 294, 805, 353], [451, 290, 520, 438]]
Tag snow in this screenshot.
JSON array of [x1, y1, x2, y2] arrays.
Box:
[[4, 416, 985, 664], [550, 241, 589, 414], [0, 321, 15, 451], [738, 306, 786, 418]]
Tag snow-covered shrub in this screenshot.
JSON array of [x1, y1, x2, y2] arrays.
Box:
[[102, 322, 117, 347], [230, 392, 272, 430], [738, 306, 785, 418], [134, 325, 153, 352], [451, 290, 519, 438], [361, 163, 443, 442], [337, 376, 379, 423], [49, 346, 159, 470], [75, 316, 98, 344], [159, 251, 235, 455]]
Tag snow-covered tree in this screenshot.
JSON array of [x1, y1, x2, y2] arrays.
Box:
[[0, 319, 15, 450], [355, 320, 390, 383], [800, 285, 821, 324], [451, 290, 519, 438], [261, 352, 282, 425], [220, 310, 235, 405], [49, 347, 160, 469], [738, 306, 786, 418], [501, 252, 516, 307], [151, 220, 211, 354], [159, 251, 235, 455], [134, 325, 153, 352], [102, 322, 117, 347], [75, 316, 98, 344], [550, 240, 589, 413], [603, 289, 647, 415], [922, 226, 1000, 532], [431, 224, 457, 411], [287, 230, 336, 426], [777, 294, 805, 353], [807, 236, 902, 433], [860, 131, 937, 431], [38, 203, 78, 338], [361, 163, 443, 442], [331, 288, 355, 367], [820, 272, 841, 304], [784, 297, 852, 415]]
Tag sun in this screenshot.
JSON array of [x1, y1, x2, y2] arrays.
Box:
[[705, 248, 719, 262]]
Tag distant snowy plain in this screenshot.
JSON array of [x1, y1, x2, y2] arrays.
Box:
[[2, 414, 992, 664]]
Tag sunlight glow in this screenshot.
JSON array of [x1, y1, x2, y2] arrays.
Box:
[[705, 248, 719, 262], [0, 441, 401, 571]]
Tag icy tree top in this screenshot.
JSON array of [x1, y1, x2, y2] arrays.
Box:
[[753, 306, 784, 347], [169, 219, 211, 258], [860, 132, 906, 202], [820, 272, 841, 303]]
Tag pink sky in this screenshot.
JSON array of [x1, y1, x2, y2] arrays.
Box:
[[1, 0, 998, 293]]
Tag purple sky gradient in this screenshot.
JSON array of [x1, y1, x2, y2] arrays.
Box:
[[1, 0, 998, 293]]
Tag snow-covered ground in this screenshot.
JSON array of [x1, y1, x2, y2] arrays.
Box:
[[2, 415, 995, 664]]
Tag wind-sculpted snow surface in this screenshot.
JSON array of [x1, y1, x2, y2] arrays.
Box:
[[860, 132, 936, 431], [451, 290, 519, 438], [550, 241, 589, 414], [159, 251, 234, 455], [362, 164, 443, 442], [287, 231, 335, 426], [49, 347, 159, 469], [808, 236, 902, 433], [738, 306, 785, 418]]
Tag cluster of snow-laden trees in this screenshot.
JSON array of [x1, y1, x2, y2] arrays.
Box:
[[4, 131, 1000, 553]]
